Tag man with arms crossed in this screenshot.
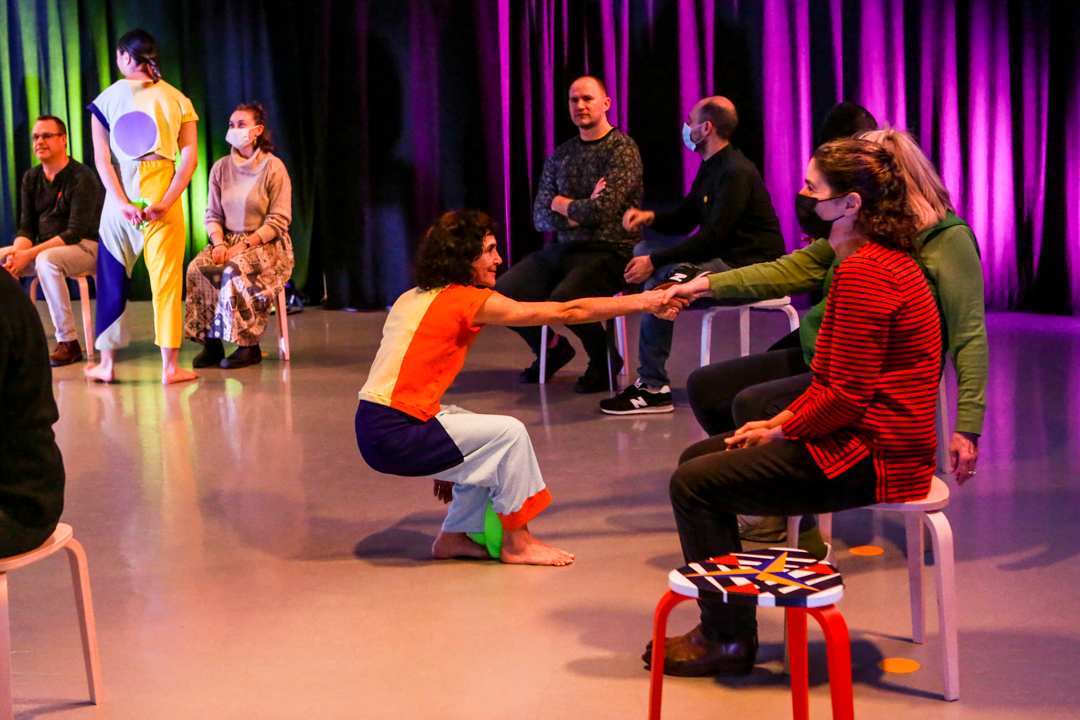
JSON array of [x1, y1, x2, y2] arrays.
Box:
[[496, 76, 644, 393]]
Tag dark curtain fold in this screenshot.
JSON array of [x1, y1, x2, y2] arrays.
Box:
[[1, 0, 1079, 312]]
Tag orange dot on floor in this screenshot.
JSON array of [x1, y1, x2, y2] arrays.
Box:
[[261, 353, 269, 357], [878, 658, 920, 674], [849, 545, 884, 556]]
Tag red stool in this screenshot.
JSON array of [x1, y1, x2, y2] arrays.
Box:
[[648, 548, 853, 720]]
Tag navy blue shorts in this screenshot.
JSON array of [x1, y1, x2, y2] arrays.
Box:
[[355, 401, 465, 477]]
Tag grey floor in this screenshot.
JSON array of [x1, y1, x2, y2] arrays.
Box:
[[14, 300, 1080, 719]]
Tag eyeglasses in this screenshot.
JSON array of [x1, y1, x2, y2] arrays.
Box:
[[31, 133, 64, 141]]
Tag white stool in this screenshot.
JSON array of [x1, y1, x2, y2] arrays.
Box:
[[271, 288, 291, 361], [28, 272, 96, 363], [785, 476, 959, 701], [538, 295, 628, 390], [700, 296, 800, 366], [784, 379, 960, 700], [0, 524, 103, 718]]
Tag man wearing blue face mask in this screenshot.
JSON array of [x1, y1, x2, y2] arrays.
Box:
[[602, 97, 784, 415]]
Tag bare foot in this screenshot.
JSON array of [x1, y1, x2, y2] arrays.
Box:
[[163, 367, 199, 385], [500, 525, 574, 566], [432, 532, 493, 560], [84, 363, 115, 383]]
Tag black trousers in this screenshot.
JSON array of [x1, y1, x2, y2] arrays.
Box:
[[687, 346, 811, 436], [494, 242, 630, 366], [0, 514, 56, 558], [670, 433, 877, 640]]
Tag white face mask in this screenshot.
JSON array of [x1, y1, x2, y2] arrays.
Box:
[[681, 121, 707, 151], [226, 127, 258, 149]]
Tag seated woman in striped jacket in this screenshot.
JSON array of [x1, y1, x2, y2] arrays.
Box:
[[647, 138, 942, 678]]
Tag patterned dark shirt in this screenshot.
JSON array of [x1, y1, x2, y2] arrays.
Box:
[[532, 127, 643, 250]]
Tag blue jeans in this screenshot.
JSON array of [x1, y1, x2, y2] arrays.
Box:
[[634, 239, 734, 389]]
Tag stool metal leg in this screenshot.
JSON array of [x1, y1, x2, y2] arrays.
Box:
[[739, 306, 751, 356], [276, 288, 290, 361], [808, 606, 854, 720], [0, 573, 11, 720], [615, 315, 628, 376], [906, 513, 926, 644], [786, 515, 801, 549], [782, 303, 800, 332], [64, 539, 103, 704], [605, 319, 616, 392], [819, 514, 833, 544], [925, 511, 960, 701], [539, 326, 548, 385], [77, 276, 95, 363], [786, 608, 810, 720], [648, 591, 691, 720], [700, 309, 717, 366]]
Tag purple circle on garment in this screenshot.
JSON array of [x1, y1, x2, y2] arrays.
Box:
[[113, 111, 158, 158]]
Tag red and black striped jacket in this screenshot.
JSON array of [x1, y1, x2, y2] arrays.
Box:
[[782, 241, 941, 503]]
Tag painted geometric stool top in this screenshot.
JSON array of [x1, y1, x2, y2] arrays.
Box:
[[667, 548, 843, 608]]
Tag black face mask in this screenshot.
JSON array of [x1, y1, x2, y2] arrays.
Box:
[[795, 193, 846, 239]]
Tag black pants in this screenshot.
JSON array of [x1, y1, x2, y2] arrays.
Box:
[[687, 346, 811, 436], [0, 514, 56, 557], [494, 242, 630, 367], [670, 433, 877, 640]]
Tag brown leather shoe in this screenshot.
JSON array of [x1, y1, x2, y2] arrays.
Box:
[[642, 623, 757, 677], [49, 340, 84, 367]]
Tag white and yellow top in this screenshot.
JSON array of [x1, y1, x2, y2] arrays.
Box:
[[88, 78, 198, 162]]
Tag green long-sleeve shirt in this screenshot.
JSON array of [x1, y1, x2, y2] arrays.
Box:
[[707, 214, 988, 435]]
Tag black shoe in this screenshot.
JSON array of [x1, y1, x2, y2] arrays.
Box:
[[221, 344, 263, 369], [518, 335, 576, 383], [574, 354, 623, 394], [599, 379, 674, 414], [655, 264, 713, 291], [668, 264, 704, 283], [192, 339, 226, 368], [642, 624, 758, 677]]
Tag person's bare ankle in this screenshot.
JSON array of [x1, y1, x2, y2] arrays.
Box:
[[84, 362, 114, 383], [432, 531, 491, 560], [162, 366, 199, 385], [499, 525, 574, 566]]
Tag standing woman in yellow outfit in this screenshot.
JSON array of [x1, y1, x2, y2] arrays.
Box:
[[85, 29, 199, 384]]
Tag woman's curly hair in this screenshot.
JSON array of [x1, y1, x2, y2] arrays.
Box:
[[812, 138, 919, 253], [414, 209, 498, 290]]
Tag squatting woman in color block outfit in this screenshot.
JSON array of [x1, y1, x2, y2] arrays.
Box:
[[355, 210, 684, 566]]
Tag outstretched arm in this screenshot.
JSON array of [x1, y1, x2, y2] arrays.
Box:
[[473, 289, 684, 328]]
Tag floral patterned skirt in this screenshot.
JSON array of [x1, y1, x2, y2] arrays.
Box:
[[184, 230, 294, 346]]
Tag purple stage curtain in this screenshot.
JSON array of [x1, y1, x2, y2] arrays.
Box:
[[231, 0, 1080, 313], [461, 0, 1080, 313]]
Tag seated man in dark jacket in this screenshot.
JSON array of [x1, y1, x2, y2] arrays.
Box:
[[0, 269, 65, 556], [602, 97, 786, 415]]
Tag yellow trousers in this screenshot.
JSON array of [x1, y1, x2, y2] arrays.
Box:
[[96, 159, 186, 350]]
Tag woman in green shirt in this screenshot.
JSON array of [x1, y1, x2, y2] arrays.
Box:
[[680, 129, 986, 484]]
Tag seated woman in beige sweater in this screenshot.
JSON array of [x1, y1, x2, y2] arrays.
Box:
[[184, 102, 293, 369]]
